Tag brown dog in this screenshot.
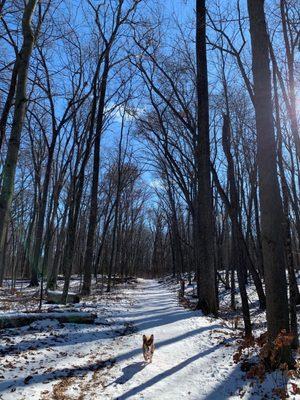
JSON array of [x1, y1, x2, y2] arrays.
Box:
[[142, 334, 155, 363]]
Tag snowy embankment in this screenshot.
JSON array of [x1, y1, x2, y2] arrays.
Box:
[[0, 279, 297, 399]]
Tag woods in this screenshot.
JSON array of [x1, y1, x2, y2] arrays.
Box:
[[0, 0, 300, 398]]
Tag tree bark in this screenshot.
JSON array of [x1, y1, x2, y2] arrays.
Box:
[[222, 114, 252, 336], [0, 0, 38, 285], [247, 0, 290, 357], [194, 0, 217, 315], [81, 55, 109, 295]]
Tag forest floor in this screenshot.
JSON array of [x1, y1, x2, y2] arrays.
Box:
[[0, 278, 298, 399]]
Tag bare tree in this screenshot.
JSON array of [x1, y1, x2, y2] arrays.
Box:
[[247, 0, 291, 361], [194, 0, 216, 314], [0, 0, 38, 285]]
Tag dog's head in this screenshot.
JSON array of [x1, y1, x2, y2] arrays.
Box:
[[143, 334, 154, 348]]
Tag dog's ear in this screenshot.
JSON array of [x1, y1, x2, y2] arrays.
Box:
[[150, 334, 154, 343], [143, 334, 147, 342]]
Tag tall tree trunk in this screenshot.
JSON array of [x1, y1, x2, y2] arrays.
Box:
[[194, 0, 217, 315], [0, 0, 38, 284], [247, 0, 290, 359], [222, 114, 252, 336], [61, 117, 95, 302], [107, 155, 122, 292], [81, 56, 109, 295], [29, 145, 56, 287]]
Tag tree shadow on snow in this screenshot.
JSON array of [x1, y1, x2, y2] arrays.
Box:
[[115, 347, 282, 400], [115, 344, 222, 400], [0, 325, 220, 393], [0, 307, 197, 356]]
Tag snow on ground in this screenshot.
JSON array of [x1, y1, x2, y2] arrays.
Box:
[[0, 279, 297, 399]]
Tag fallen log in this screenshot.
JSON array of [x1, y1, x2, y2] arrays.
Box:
[[46, 291, 80, 304], [0, 311, 96, 329]]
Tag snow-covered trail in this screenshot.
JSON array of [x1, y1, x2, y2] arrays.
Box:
[[1, 278, 266, 400], [102, 279, 244, 400]]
